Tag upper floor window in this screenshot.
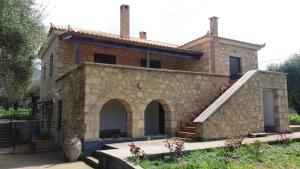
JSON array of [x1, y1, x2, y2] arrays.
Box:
[[229, 56, 241, 80], [94, 53, 116, 64], [43, 62, 46, 79], [49, 54, 53, 77], [141, 59, 161, 68]]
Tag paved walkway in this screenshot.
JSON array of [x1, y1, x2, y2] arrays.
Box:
[[0, 151, 92, 169], [100, 132, 300, 160]]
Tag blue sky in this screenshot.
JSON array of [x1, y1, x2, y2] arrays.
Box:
[[37, 0, 300, 69]]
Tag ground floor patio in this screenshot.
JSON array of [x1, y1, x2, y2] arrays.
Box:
[[0, 151, 91, 169]]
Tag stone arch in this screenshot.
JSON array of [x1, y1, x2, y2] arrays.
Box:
[[99, 98, 133, 138], [144, 99, 171, 136]]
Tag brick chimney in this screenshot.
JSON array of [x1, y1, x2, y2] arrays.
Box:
[[209, 16, 218, 36], [139, 31, 147, 40], [120, 4, 130, 38]]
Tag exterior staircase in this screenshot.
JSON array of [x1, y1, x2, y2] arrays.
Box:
[[0, 123, 11, 148], [176, 80, 237, 141]]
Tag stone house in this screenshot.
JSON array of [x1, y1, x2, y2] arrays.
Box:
[[39, 4, 289, 153]]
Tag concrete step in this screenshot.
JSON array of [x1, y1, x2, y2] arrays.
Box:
[[181, 126, 196, 133], [247, 132, 274, 138], [85, 156, 99, 169], [176, 131, 197, 139], [290, 125, 300, 132]]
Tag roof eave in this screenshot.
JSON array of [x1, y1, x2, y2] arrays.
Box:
[[59, 32, 203, 59]]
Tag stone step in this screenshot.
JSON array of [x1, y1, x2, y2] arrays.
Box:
[[85, 156, 99, 169], [0, 143, 10, 148], [0, 134, 10, 139], [0, 128, 9, 131], [0, 140, 10, 144], [0, 131, 10, 135], [290, 125, 300, 132], [0, 137, 9, 141], [0, 132, 9, 135], [181, 126, 196, 133], [176, 131, 197, 139]]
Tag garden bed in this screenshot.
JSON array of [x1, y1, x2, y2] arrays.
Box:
[[135, 141, 300, 169]]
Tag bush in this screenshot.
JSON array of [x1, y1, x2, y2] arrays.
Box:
[[277, 131, 291, 145], [223, 136, 244, 162], [289, 109, 300, 125], [224, 136, 244, 152], [0, 107, 33, 120], [163, 138, 185, 160], [129, 143, 146, 160]]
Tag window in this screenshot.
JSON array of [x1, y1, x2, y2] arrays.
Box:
[[229, 56, 241, 80], [43, 62, 46, 79], [141, 59, 161, 68], [57, 100, 63, 131], [49, 54, 53, 77], [94, 53, 116, 64]]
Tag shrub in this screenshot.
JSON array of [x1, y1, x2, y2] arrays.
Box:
[[0, 107, 33, 120], [163, 138, 185, 159], [251, 140, 268, 162], [224, 136, 244, 152], [223, 136, 244, 162], [277, 131, 291, 145], [289, 111, 300, 125], [129, 143, 146, 160]]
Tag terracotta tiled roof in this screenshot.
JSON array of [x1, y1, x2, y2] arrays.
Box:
[[50, 24, 180, 49], [180, 34, 265, 49]]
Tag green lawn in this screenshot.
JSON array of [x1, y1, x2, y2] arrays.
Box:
[[0, 107, 33, 120], [136, 142, 300, 169]]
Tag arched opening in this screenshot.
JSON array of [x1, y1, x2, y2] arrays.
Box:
[[99, 99, 128, 138], [144, 101, 165, 136]]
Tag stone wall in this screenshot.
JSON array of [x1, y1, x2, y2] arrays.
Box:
[[179, 36, 261, 75], [179, 39, 213, 73], [40, 34, 265, 141], [56, 67, 86, 139], [57, 63, 228, 140], [40, 37, 58, 101], [214, 41, 258, 75], [196, 71, 289, 140], [40, 35, 261, 102], [55, 40, 76, 78]]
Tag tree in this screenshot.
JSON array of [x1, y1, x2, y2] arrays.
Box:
[[267, 53, 300, 115], [0, 0, 46, 104]]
